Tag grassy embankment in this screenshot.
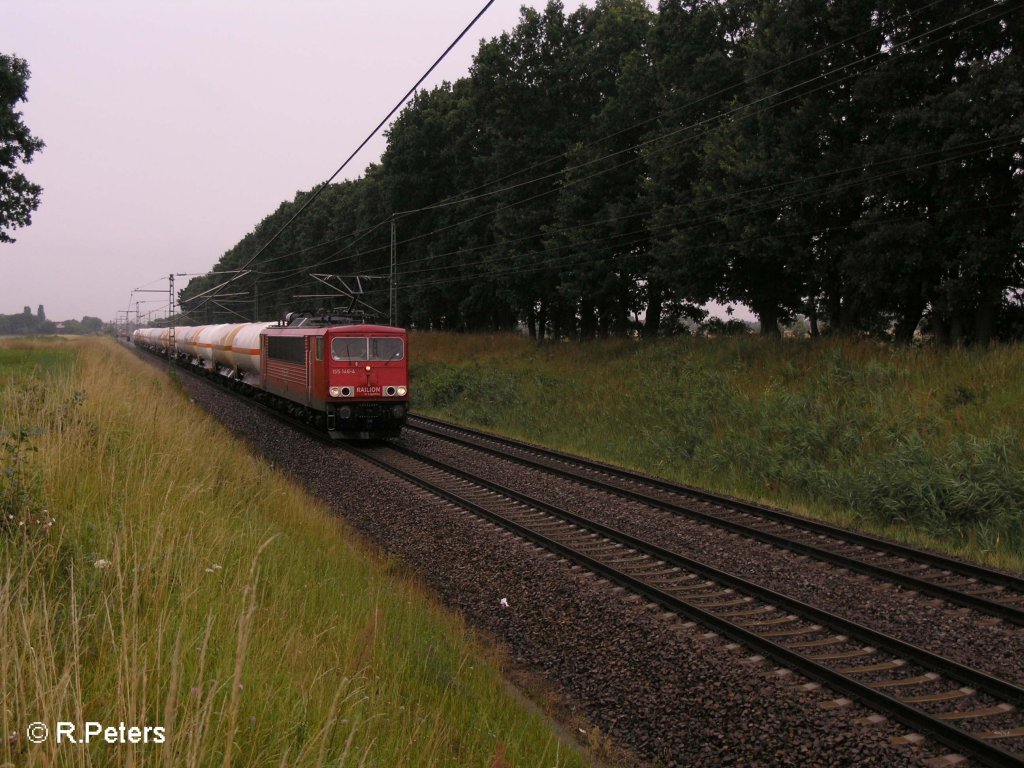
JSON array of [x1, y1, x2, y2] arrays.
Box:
[[410, 332, 1024, 573], [0, 337, 588, 767]]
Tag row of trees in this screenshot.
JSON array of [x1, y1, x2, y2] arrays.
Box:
[[181, 0, 1024, 343], [0, 306, 107, 335]]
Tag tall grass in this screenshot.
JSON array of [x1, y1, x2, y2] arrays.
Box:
[[0, 338, 76, 381], [411, 332, 1024, 572], [0, 337, 587, 767]]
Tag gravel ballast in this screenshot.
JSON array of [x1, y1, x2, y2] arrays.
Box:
[[399, 427, 1024, 687], [180, 374, 963, 767]]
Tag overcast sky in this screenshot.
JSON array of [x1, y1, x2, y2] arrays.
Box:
[[3, 0, 590, 322]]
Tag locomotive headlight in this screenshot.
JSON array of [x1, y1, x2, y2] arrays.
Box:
[[397, 386, 408, 397], [329, 386, 342, 397], [365, 365, 371, 372]]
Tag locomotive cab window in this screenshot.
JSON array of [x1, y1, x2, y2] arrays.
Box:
[[369, 338, 404, 361], [331, 337, 404, 362], [332, 337, 368, 361], [315, 337, 324, 361]]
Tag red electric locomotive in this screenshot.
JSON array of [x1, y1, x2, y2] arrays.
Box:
[[260, 313, 409, 439], [135, 312, 409, 440]]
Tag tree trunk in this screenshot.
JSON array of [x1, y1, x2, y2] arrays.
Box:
[[579, 301, 597, 340], [972, 289, 1000, 347], [753, 302, 781, 337], [612, 297, 629, 337], [644, 284, 663, 338], [893, 296, 926, 345], [825, 289, 843, 333], [949, 315, 966, 347]]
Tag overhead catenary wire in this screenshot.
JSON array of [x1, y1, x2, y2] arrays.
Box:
[[298, 200, 1017, 307], [293, 132, 1018, 280], [241, 133, 1021, 311], [391, 0, 1011, 218], [184, 0, 968, 289], [362, 133, 1024, 280], [184, 0, 1021, 322], [384, 203, 1021, 297], [234, 6, 1023, 312], [361, 140, 1024, 287], [185, 0, 499, 318], [236, 0, 1020, 295], [389, 0, 958, 218]]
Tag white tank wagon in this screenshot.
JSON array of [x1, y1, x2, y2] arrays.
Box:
[[208, 322, 274, 385], [132, 314, 410, 439], [190, 323, 229, 369], [133, 322, 274, 387], [131, 327, 169, 352], [175, 326, 203, 359]]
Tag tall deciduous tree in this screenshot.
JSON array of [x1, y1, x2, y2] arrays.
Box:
[[546, 0, 657, 338], [183, 0, 1022, 343], [645, 0, 746, 333], [855, 0, 1024, 345], [693, 0, 883, 336], [0, 54, 44, 244]]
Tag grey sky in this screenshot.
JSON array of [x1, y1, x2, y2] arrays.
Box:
[[3, 0, 588, 322]]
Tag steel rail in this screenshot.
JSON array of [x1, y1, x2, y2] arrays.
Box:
[[385, 441, 1024, 705], [346, 441, 1024, 768], [135, 350, 1024, 766], [407, 414, 1024, 624]]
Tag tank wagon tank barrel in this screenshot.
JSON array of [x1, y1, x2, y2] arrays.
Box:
[[131, 317, 409, 440]]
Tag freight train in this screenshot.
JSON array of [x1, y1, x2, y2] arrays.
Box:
[[132, 313, 409, 439]]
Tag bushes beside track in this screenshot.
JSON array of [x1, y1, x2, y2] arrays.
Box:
[[0, 337, 587, 767], [410, 333, 1024, 572]]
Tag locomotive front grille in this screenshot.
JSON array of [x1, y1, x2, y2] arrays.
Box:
[[353, 404, 384, 419]]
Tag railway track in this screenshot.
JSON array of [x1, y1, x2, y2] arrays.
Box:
[[406, 414, 1024, 627], [148, 352, 1024, 764], [348, 438, 1024, 767]]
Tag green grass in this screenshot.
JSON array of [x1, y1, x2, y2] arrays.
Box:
[[0, 338, 77, 383], [410, 332, 1024, 573], [0, 337, 589, 767]]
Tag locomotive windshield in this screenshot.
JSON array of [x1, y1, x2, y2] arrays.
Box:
[[331, 337, 404, 362], [332, 337, 368, 361]]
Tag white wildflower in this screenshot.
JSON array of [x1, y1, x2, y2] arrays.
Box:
[[93, 559, 112, 570]]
